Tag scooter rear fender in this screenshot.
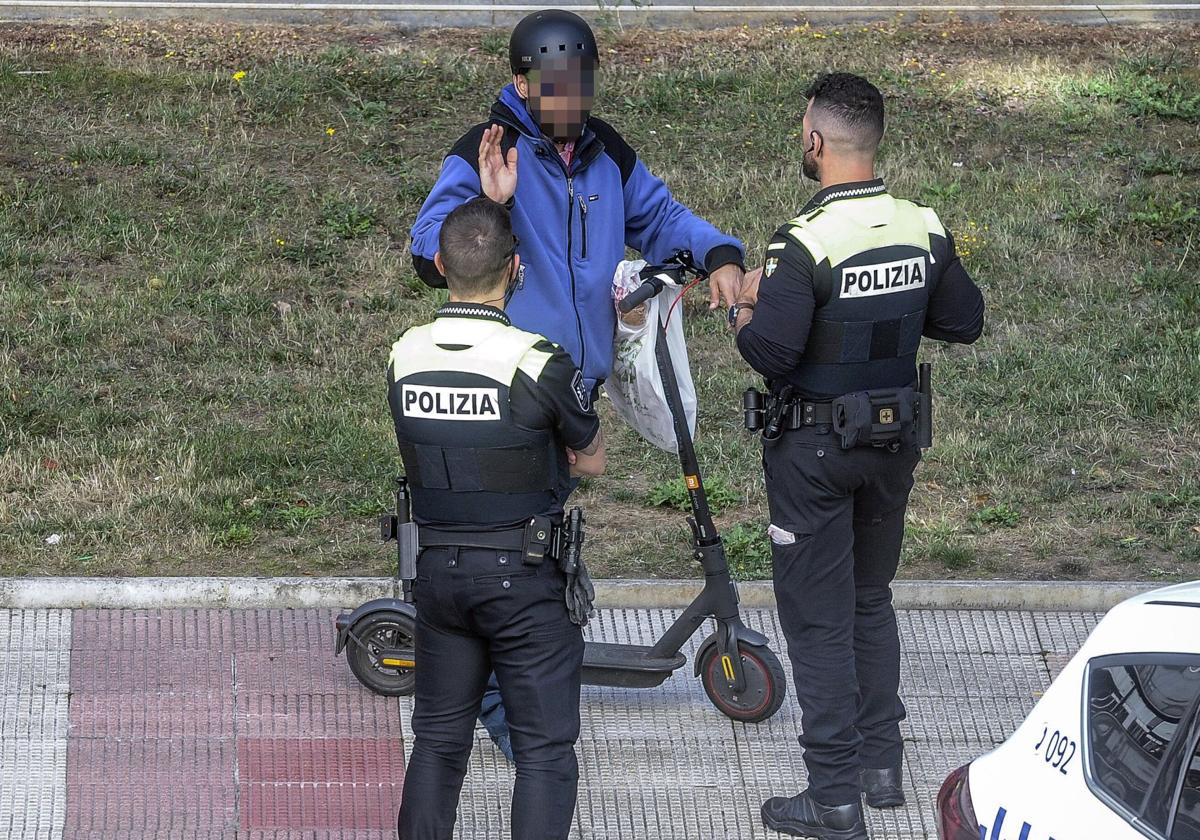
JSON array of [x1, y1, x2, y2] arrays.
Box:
[[334, 598, 414, 655]]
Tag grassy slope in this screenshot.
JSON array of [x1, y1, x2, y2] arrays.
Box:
[[1, 20, 1197, 580]]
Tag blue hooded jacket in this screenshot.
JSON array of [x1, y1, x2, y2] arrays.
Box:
[[410, 85, 745, 389]]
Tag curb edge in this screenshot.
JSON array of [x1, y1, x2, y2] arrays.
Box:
[[0, 576, 1162, 611]]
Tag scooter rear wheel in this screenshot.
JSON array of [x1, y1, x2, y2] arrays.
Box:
[[699, 641, 787, 723], [346, 611, 416, 697]]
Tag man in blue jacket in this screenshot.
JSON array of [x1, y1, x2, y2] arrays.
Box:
[[410, 9, 746, 765], [411, 9, 746, 398]]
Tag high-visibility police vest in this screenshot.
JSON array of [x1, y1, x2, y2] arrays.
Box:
[[782, 189, 947, 398], [387, 310, 563, 529]]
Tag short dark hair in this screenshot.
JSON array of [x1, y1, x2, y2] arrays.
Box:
[[438, 198, 516, 296], [805, 72, 885, 152]]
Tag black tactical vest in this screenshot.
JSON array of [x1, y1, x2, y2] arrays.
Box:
[[387, 314, 562, 529], [782, 191, 945, 399]]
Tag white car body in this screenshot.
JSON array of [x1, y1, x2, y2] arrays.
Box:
[[966, 581, 1200, 840]]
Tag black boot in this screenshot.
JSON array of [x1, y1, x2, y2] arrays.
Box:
[[760, 790, 868, 840], [860, 766, 905, 808]]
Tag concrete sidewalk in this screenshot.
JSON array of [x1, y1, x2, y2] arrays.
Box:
[[0, 604, 1101, 839]]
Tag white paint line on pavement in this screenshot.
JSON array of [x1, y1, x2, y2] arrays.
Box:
[[0, 576, 1162, 611]]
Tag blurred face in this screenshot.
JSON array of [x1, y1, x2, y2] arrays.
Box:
[[517, 55, 597, 142]]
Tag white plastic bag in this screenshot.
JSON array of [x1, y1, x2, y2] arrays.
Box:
[[606, 260, 697, 452]]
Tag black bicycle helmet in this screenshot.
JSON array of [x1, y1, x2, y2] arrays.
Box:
[[509, 9, 599, 75]]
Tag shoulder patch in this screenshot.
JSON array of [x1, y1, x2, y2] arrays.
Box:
[[764, 257, 780, 278], [571, 369, 592, 412]]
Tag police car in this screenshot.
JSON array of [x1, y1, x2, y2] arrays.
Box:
[[938, 581, 1200, 840]]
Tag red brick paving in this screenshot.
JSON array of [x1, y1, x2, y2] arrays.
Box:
[[239, 738, 405, 785], [65, 609, 406, 838]]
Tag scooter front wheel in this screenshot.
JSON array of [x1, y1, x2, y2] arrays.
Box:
[[698, 641, 787, 723], [346, 611, 416, 697]]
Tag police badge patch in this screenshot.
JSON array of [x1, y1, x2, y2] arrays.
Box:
[[765, 258, 779, 278], [571, 370, 591, 412]]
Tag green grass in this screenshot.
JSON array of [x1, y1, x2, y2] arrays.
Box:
[[1, 19, 1198, 581], [646, 476, 741, 514]]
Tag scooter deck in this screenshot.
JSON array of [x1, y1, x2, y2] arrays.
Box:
[[582, 642, 687, 688]]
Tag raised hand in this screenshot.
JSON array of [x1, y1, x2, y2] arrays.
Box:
[[478, 124, 518, 205]]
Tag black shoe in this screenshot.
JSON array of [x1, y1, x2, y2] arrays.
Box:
[[760, 790, 868, 839], [860, 766, 905, 809]]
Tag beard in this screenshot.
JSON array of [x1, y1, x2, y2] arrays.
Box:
[[802, 151, 820, 182]]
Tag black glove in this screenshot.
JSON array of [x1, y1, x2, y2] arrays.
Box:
[[564, 559, 595, 627]]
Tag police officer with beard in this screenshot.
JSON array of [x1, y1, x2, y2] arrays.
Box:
[[731, 74, 985, 840], [391, 197, 605, 840]]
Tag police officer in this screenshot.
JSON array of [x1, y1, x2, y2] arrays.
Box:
[[731, 73, 985, 840], [411, 8, 746, 755], [391, 197, 605, 840]]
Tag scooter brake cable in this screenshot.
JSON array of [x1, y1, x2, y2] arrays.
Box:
[[664, 276, 703, 329]]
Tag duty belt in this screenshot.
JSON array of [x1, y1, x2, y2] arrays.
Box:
[[784, 399, 834, 428], [418, 516, 567, 566]]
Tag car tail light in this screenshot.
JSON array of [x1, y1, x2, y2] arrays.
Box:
[[936, 764, 980, 840]]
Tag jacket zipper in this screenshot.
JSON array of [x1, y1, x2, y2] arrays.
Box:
[[566, 176, 586, 376], [578, 195, 588, 260]]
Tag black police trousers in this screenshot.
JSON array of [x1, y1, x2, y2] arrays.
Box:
[[396, 545, 584, 840], [763, 425, 920, 806]]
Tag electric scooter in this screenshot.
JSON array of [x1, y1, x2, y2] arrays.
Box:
[[335, 251, 787, 723]]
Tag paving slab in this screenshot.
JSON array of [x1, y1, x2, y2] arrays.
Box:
[[0, 610, 70, 840], [0, 603, 1099, 839]]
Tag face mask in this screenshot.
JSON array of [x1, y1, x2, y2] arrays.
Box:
[[502, 261, 521, 307]]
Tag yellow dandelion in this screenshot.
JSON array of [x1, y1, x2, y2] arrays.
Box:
[[275, 238, 286, 246], [325, 127, 336, 137], [232, 70, 247, 82]]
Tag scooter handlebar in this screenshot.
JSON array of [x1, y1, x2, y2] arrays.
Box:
[[617, 251, 707, 314], [618, 276, 664, 313]]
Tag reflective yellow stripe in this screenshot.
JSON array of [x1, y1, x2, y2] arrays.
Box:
[[918, 206, 945, 238], [787, 195, 936, 267], [389, 322, 550, 385], [517, 344, 554, 382], [785, 225, 828, 265], [381, 658, 415, 667]]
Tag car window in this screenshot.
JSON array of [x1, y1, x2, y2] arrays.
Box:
[[1174, 734, 1200, 840], [1087, 657, 1200, 837]]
